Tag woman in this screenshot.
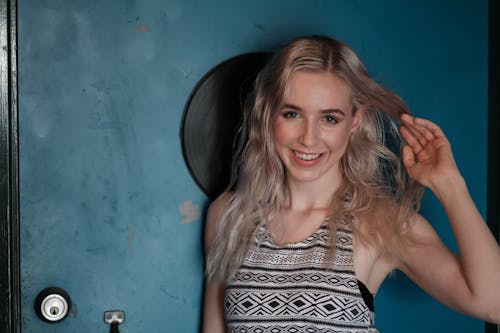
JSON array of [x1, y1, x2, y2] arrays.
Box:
[[202, 35, 500, 332]]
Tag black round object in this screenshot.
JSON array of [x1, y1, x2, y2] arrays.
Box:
[[181, 52, 270, 198], [34, 287, 72, 323]]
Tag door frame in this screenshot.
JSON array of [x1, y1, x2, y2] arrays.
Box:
[[0, 0, 20, 332], [0, 1, 498, 332], [486, 0, 500, 331]]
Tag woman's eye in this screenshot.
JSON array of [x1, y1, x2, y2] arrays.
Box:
[[324, 115, 338, 124], [284, 111, 299, 119]]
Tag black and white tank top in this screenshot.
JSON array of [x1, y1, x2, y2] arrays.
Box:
[[224, 223, 378, 333]]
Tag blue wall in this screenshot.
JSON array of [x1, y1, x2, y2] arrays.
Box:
[[19, 0, 488, 332]]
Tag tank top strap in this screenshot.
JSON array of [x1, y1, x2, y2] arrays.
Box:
[[329, 223, 356, 272]]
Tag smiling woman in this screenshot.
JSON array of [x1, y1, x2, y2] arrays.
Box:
[[201, 35, 500, 333], [3, 0, 495, 332], [273, 71, 363, 187]]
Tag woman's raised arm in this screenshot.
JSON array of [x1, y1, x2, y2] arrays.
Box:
[[397, 113, 500, 323]]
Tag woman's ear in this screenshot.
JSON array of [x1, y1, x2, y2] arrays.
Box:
[[350, 108, 365, 133]]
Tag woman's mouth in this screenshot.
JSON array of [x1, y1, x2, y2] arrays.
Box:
[[294, 150, 322, 161]]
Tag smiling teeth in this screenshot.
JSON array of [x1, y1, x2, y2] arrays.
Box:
[[295, 151, 321, 161]]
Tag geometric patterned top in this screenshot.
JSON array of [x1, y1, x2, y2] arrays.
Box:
[[225, 223, 378, 333]]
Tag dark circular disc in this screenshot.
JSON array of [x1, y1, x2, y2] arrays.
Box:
[[181, 52, 270, 199]]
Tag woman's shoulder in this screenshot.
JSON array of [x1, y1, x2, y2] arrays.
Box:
[[204, 192, 234, 252], [353, 196, 420, 250], [207, 192, 233, 219]]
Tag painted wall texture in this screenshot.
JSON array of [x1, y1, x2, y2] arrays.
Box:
[[18, 0, 488, 332]]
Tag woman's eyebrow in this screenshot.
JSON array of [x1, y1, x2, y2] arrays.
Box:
[[282, 103, 346, 115], [320, 108, 345, 116], [281, 103, 301, 110]]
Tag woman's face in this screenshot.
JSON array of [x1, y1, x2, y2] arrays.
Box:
[[273, 71, 364, 185]]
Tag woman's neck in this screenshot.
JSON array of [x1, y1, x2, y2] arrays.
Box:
[[286, 177, 342, 211]]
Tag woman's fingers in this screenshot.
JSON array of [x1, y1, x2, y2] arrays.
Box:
[[400, 113, 450, 151], [400, 114, 428, 145], [401, 144, 416, 169], [400, 124, 423, 154]]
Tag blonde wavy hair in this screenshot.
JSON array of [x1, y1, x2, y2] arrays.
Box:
[[206, 35, 424, 282]]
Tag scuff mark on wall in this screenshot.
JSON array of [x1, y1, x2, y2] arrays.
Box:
[[159, 285, 187, 304], [134, 23, 149, 33], [254, 23, 265, 31], [179, 200, 200, 224]]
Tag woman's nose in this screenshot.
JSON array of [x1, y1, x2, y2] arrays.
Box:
[[298, 120, 318, 147]]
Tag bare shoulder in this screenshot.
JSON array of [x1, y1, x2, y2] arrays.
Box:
[[205, 192, 233, 253], [356, 201, 442, 272], [206, 192, 233, 226], [397, 212, 442, 259], [353, 204, 399, 294]]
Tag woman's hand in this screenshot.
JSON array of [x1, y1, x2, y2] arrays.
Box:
[[399, 113, 461, 191]]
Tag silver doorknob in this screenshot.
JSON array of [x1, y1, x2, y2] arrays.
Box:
[[34, 287, 72, 323]]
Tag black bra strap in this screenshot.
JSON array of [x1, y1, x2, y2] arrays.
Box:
[[357, 279, 375, 312]]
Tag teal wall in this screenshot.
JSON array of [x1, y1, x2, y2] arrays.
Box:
[[19, 0, 488, 332]]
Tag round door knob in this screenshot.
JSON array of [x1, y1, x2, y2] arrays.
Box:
[[34, 287, 72, 323]]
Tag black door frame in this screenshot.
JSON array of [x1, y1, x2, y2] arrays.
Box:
[[486, 0, 500, 331], [0, 1, 498, 332], [0, 0, 20, 332]]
